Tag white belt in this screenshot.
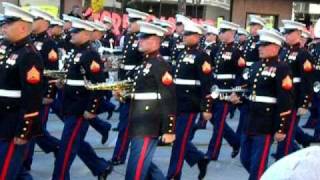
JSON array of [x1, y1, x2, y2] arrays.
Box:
[[293, 77, 301, 83], [248, 95, 277, 104], [174, 78, 201, 86], [246, 62, 254, 66], [163, 56, 170, 61], [214, 74, 236, 80], [66, 80, 85, 86], [133, 92, 161, 100], [120, 64, 135, 70], [0, 89, 21, 98]]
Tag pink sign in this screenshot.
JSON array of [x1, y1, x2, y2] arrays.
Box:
[[84, 8, 216, 36]]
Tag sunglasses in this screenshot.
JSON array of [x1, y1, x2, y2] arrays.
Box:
[[69, 28, 85, 34], [257, 41, 273, 47], [3, 16, 21, 24], [138, 33, 155, 39], [219, 28, 230, 34], [183, 31, 198, 36], [283, 29, 297, 35]]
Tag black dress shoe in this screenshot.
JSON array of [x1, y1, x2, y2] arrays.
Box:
[[198, 157, 209, 179], [101, 126, 111, 144], [231, 147, 240, 158], [98, 163, 113, 180], [112, 127, 119, 132]]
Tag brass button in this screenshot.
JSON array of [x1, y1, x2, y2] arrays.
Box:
[[145, 106, 150, 111], [169, 130, 172, 133], [169, 123, 173, 127], [170, 117, 174, 120], [23, 128, 27, 131], [26, 121, 30, 124], [266, 108, 270, 112], [20, 134, 25, 138]]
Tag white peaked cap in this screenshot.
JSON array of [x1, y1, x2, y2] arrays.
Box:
[[282, 20, 306, 31], [126, 8, 149, 20], [92, 21, 107, 32], [138, 21, 168, 37], [29, 7, 53, 22], [183, 19, 204, 35], [103, 16, 112, 24], [62, 14, 75, 22], [2, 2, 35, 23], [153, 18, 173, 29], [258, 28, 285, 46], [249, 15, 266, 27], [219, 20, 240, 31], [238, 27, 249, 36], [175, 14, 190, 23], [50, 18, 64, 26], [204, 25, 219, 35], [314, 18, 320, 38], [71, 18, 95, 31]]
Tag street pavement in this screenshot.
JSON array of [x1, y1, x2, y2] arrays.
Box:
[[30, 102, 317, 180]]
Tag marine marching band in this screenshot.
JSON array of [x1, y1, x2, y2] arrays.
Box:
[[0, 2, 320, 180]]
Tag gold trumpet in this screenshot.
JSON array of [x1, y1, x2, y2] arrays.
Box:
[[44, 70, 67, 80], [85, 80, 133, 91]]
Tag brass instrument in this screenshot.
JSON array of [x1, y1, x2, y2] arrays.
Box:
[[210, 85, 248, 100], [85, 80, 133, 91], [314, 81, 320, 93], [44, 70, 67, 80]]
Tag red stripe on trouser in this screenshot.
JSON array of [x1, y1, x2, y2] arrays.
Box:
[[42, 105, 50, 124], [257, 135, 271, 179], [134, 137, 151, 180], [174, 113, 195, 177], [212, 103, 229, 158], [117, 125, 129, 160], [0, 141, 16, 180], [59, 117, 83, 180], [284, 110, 297, 155]]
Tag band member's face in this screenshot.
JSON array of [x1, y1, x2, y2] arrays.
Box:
[[258, 43, 280, 58], [71, 30, 91, 45], [128, 22, 139, 33], [175, 25, 184, 34], [250, 24, 263, 36], [32, 19, 49, 32], [2, 20, 31, 42], [284, 30, 301, 45], [183, 34, 200, 46], [219, 30, 235, 43], [238, 35, 247, 43], [64, 22, 72, 31], [206, 34, 217, 43], [92, 30, 103, 40], [138, 36, 160, 53]]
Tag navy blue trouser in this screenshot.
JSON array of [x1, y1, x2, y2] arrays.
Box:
[[52, 115, 110, 180], [305, 95, 319, 128], [112, 102, 130, 163], [167, 113, 205, 180], [24, 104, 60, 169], [0, 139, 28, 180], [240, 134, 272, 180], [314, 94, 320, 139], [236, 104, 248, 136], [125, 137, 164, 180], [206, 101, 240, 160], [275, 109, 313, 160]]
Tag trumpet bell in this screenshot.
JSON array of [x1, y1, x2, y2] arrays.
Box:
[[210, 85, 220, 99], [314, 81, 320, 93]]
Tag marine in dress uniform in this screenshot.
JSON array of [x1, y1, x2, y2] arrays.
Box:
[[206, 20, 243, 161], [275, 20, 315, 159], [0, 3, 44, 179], [235, 16, 265, 138], [193, 24, 219, 130], [24, 7, 60, 170], [153, 19, 174, 63], [101, 16, 116, 48], [111, 8, 148, 166], [238, 28, 294, 180], [167, 16, 213, 180], [309, 19, 320, 140], [169, 14, 186, 66], [124, 21, 176, 180], [51, 17, 112, 180]]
